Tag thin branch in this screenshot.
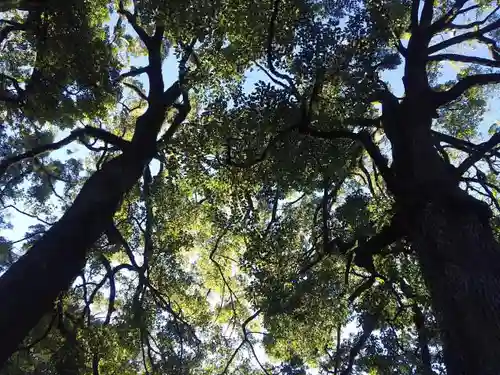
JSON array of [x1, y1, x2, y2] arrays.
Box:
[[340, 308, 381, 375], [123, 82, 148, 102], [457, 132, 500, 174], [0, 126, 129, 178], [266, 0, 298, 97], [2, 204, 53, 226], [428, 53, 500, 68], [220, 310, 262, 375], [254, 62, 294, 92], [430, 0, 471, 32], [118, 66, 149, 80], [429, 18, 500, 54], [99, 254, 116, 325], [348, 276, 376, 304], [449, 5, 500, 30], [118, 1, 151, 49]]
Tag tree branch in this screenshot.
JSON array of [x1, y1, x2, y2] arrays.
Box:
[[122, 82, 148, 102], [340, 308, 381, 375], [433, 73, 500, 107], [420, 0, 436, 27], [266, 0, 299, 97], [449, 5, 500, 30], [0, 127, 130, 178], [429, 18, 500, 54], [413, 305, 435, 375], [430, 0, 470, 33], [428, 53, 500, 68], [457, 132, 500, 174], [410, 0, 420, 33], [118, 66, 149, 80], [118, 1, 151, 49]]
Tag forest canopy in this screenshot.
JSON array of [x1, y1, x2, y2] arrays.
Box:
[[1, 0, 500, 374]]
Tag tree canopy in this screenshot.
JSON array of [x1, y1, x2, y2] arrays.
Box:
[[1, 0, 500, 374]]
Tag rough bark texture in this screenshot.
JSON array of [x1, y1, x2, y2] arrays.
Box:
[[384, 97, 500, 373], [0, 89, 176, 364], [411, 203, 500, 375]]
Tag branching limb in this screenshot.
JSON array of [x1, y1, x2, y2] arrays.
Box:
[[430, 0, 471, 33], [118, 66, 149, 81], [457, 132, 500, 175], [410, 0, 420, 34], [123, 82, 148, 102], [352, 219, 403, 273], [433, 73, 500, 107], [429, 18, 500, 54], [449, 5, 500, 30], [340, 307, 382, 375], [0, 127, 130, 178], [221, 310, 262, 375], [266, 0, 299, 97], [420, 0, 436, 27], [159, 87, 191, 143], [118, 1, 152, 49], [428, 53, 500, 68]]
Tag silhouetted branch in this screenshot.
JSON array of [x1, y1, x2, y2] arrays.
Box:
[[123, 82, 148, 101], [457, 132, 500, 174], [449, 5, 500, 30], [413, 305, 435, 375], [428, 53, 500, 68], [433, 73, 500, 107], [420, 0, 435, 27], [340, 308, 381, 375], [221, 310, 262, 375], [118, 66, 149, 80], [266, 0, 299, 97], [118, 1, 151, 49], [430, 0, 471, 32], [429, 18, 500, 53], [0, 126, 130, 179]]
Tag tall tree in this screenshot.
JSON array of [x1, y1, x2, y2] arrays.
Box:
[[2, 0, 500, 374], [0, 0, 309, 368]]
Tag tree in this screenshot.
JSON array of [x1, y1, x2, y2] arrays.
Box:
[[1, 0, 500, 374]]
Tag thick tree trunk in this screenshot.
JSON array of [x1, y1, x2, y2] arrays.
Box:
[[383, 97, 500, 373], [0, 152, 146, 365], [0, 90, 179, 364], [410, 202, 500, 375]]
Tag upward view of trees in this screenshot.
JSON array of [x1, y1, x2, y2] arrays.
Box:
[[1, 0, 500, 373]]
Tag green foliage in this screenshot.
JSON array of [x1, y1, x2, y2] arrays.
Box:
[[2, 0, 500, 373]]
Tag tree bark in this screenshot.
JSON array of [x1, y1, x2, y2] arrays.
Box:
[[384, 98, 500, 374], [410, 202, 500, 375], [0, 97, 172, 365]]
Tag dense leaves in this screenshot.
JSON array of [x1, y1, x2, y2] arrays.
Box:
[[2, 0, 500, 374]]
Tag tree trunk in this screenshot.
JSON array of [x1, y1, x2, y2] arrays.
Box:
[[0, 152, 146, 365], [0, 88, 179, 363], [410, 202, 500, 375]]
